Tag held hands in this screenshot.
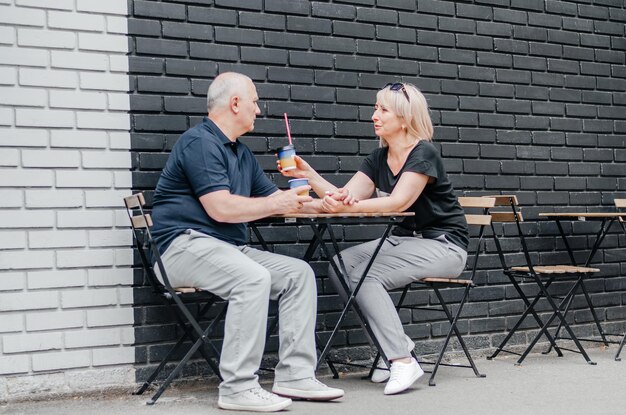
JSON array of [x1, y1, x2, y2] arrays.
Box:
[[276, 155, 311, 178], [321, 188, 358, 213]]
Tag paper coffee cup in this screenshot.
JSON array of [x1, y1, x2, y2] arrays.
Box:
[[277, 145, 296, 171], [288, 178, 309, 196]]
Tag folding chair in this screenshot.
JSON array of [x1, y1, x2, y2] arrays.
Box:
[[124, 193, 227, 405], [614, 198, 626, 361], [368, 196, 494, 386], [485, 195, 598, 365]]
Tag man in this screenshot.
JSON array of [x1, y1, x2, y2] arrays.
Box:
[[151, 72, 344, 412]]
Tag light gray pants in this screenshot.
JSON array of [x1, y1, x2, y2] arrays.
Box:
[[159, 230, 318, 396], [328, 235, 467, 360]]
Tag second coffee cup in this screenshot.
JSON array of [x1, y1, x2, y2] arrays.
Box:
[[288, 178, 309, 196]]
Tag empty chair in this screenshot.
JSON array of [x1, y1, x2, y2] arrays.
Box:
[[485, 195, 598, 366]]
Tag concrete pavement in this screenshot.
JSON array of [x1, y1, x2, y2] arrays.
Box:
[[2, 346, 624, 415]]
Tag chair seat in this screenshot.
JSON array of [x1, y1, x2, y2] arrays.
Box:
[[510, 265, 600, 274], [420, 277, 473, 285]]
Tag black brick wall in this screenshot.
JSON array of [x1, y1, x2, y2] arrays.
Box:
[[128, 0, 626, 381]]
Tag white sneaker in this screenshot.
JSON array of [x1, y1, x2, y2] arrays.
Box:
[[383, 357, 424, 395], [218, 387, 292, 412], [371, 336, 415, 383], [272, 377, 344, 401], [370, 359, 390, 383]]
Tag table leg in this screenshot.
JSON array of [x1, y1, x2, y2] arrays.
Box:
[[615, 332, 626, 361], [316, 224, 394, 371], [547, 219, 615, 352], [555, 219, 577, 265], [250, 222, 339, 377], [250, 224, 270, 252], [584, 218, 613, 267], [303, 223, 326, 262], [616, 220, 626, 361]]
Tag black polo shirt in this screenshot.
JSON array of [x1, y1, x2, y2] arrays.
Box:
[[151, 117, 278, 253]]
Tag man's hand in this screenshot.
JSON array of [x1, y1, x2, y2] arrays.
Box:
[[271, 185, 313, 213]]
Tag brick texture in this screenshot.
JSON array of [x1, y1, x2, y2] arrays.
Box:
[[127, 0, 626, 383], [0, 0, 133, 400]]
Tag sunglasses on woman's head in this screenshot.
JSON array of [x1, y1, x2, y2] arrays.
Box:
[[384, 82, 410, 102]]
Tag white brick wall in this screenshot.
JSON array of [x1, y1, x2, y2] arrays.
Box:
[[0, 0, 134, 400]]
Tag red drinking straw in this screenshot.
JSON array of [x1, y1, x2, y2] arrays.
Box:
[[283, 112, 292, 145]]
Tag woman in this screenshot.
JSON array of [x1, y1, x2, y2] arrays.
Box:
[[278, 82, 469, 395]]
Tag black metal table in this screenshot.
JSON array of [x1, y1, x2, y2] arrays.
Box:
[[251, 212, 415, 373]]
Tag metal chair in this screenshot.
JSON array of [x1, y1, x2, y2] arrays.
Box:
[[124, 193, 227, 405], [369, 196, 495, 386], [614, 198, 626, 361], [485, 195, 598, 365]]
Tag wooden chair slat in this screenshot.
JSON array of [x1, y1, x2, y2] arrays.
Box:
[[421, 277, 473, 285], [131, 213, 153, 229], [124, 193, 146, 208], [615, 199, 626, 209], [465, 214, 492, 226], [483, 195, 518, 206], [511, 265, 600, 274], [490, 211, 523, 223], [459, 196, 496, 209]]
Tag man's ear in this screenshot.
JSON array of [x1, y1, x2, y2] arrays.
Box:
[[231, 96, 240, 114]]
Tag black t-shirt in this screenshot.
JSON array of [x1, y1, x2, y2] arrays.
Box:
[[151, 117, 278, 253], [359, 141, 469, 250]]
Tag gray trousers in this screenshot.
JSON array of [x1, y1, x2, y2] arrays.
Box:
[[159, 230, 318, 396], [328, 235, 467, 360]]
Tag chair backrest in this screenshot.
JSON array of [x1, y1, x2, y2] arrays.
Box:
[[482, 194, 537, 273], [124, 193, 174, 294], [615, 199, 626, 209], [458, 197, 495, 281], [458, 196, 495, 225]]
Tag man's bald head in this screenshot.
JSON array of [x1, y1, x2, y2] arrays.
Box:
[[206, 72, 261, 140], [207, 72, 253, 113]]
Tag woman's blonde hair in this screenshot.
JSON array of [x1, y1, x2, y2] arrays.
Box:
[[376, 83, 433, 147]]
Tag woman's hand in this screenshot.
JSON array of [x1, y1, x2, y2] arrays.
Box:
[[276, 155, 312, 179], [325, 188, 359, 206], [321, 193, 349, 213]]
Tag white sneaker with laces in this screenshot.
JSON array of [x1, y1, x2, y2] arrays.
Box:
[[218, 387, 292, 412], [371, 336, 415, 383], [383, 357, 424, 395], [272, 377, 344, 401]]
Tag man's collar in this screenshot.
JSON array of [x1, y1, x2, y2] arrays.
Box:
[[203, 116, 238, 147], [204, 117, 240, 155], [226, 140, 239, 154]]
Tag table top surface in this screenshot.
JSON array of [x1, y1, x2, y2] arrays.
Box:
[[272, 211, 415, 219], [539, 212, 624, 218], [252, 212, 415, 225]]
